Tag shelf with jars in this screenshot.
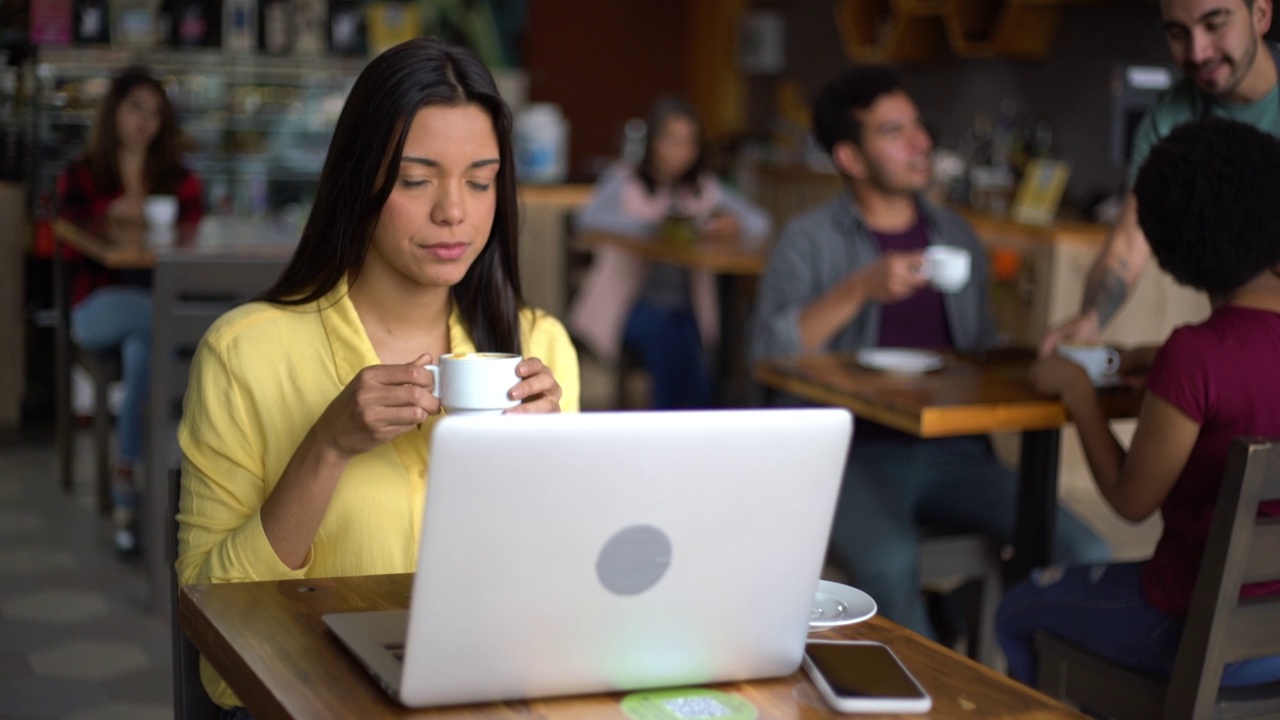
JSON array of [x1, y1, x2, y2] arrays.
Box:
[[834, 0, 1078, 64], [26, 46, 365, 216]]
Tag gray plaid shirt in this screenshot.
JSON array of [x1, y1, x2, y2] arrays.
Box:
[[749, 192, 999, 365]]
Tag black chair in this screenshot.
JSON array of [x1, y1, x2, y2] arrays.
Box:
[[1036, 436, 1280, 719], [919, 530, 1003, 668], [52, 243, 125, 516], [74, 345, 122, 516], [170, 467, 220, 720], [139, 255, 285, 719]]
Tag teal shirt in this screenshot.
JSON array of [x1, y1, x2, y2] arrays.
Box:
[[1128, 69, 1280, 186]]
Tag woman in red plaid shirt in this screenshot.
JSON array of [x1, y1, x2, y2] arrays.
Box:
[[57, 65, 203, 557]]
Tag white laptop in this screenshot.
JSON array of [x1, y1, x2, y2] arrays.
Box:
[[323, 408, 853, 708]]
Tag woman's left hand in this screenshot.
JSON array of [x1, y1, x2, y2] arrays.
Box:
[[505, 357, 563, 414], [1029, 355, 1094, 399]]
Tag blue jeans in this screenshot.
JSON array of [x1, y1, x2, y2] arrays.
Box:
[[622, 301, 712, 410], [71, 286, 151, 466], [829, 436, 1111, 640], [998, 562, 1280, 687]]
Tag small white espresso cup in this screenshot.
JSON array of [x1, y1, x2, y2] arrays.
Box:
[[424, 352, 522, 416], [1057, 344, 1121, 386], [144, 195, 179, 227], [921, 245, 971, 293]]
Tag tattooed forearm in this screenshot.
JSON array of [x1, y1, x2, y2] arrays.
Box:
[[1081, 267, 1129, 329]]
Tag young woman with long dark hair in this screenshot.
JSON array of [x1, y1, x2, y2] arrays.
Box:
[[176, 38, 578, 714]]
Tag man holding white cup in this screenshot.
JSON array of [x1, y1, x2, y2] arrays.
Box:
[[751, 66, 1110, 642]]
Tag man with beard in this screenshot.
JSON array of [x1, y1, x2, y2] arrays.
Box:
[[1040, 0, 1278, 354], [750, 66, 1110, 641]]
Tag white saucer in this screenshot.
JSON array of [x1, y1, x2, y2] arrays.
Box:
[[855, 348, 945, 374], [809, 580, 877, 630]]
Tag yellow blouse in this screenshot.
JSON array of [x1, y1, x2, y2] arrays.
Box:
[[176, 278, 580, 707]]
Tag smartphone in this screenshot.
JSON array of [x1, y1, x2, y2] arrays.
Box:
[[802, 640, 932, 714]]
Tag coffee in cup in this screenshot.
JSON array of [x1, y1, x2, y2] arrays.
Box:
[[1057, 344, 1121, 386], [424, 353, 522, 416], [921, 245, 971, 293]]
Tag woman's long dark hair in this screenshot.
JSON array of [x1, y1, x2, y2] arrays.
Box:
[[261, 37, 524, 354], [635, 96, 705, 197], [84, 66, 186, 195]]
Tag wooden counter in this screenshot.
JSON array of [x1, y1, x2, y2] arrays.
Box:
[[516, 183, 593, 318], [957, 208, 1209, 347]]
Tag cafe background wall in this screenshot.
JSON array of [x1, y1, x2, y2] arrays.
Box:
[[751, 0, 1176, 210], [524, 0, 694, 180]]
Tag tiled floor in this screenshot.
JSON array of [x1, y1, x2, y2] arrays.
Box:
[[0, 361, 1159, 719], [0, 358, 621, 720], [0, 433, 171, 720]]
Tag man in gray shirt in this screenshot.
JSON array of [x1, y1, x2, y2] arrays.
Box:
[[750, 66, 1109, 640]]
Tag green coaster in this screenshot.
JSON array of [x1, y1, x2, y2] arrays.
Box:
[[620, 688, 757, 720]]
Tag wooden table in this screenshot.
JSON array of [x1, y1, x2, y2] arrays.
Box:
[[52, 215, 298, 617], [755, 350, 1142, 580], [581, 231, 767, 407], [52, 215, 302, 268], [581, 231, 767, 276], [179, 573, 1087, 720]]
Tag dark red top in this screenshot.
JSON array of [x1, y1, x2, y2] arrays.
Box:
[[1143, 305, 1280, 615], [857, 214, 955, 443], [56, 159, 205, 305], [872, 215, 954, 351]]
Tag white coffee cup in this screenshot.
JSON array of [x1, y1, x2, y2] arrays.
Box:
[[1057, 344, 1121, 386], [144, 195, 179, 227], [424, 353, 522, 416], [921, 245, 971, 293]]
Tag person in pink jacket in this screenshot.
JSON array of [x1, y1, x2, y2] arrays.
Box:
[[568, 97, 771, 408]]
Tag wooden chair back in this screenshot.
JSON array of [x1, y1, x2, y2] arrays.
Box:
[[1166, 436, 1280, 719], [1036, 436, 1280, 720]]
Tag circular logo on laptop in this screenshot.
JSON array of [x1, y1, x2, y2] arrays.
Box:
[[596, 524, 672, 596]]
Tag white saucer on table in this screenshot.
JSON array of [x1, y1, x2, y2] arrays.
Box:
[[855, 348, 945, 374], [809, 580, 877, 631]]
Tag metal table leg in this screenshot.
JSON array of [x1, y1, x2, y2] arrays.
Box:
[[1011, 428, 1061, 582]]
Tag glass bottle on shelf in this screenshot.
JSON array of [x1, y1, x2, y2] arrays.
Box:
[[223, 0, 257, 53]]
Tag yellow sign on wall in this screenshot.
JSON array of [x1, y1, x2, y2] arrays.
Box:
[[1011, 159, 1071, 226]]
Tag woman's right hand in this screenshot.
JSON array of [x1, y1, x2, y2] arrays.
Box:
[[312, 353, 441, 459]]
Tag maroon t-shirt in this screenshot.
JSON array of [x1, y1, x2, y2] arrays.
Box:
[[856, 215, 956, 442], [872, 216, 954, 350], [1143, 305, 1280, 616]]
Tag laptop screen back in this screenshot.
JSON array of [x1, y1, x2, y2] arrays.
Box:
[[400, 408, 853, 707]]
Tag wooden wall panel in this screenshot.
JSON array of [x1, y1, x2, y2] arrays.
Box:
[[524, 0, 692, 179]]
